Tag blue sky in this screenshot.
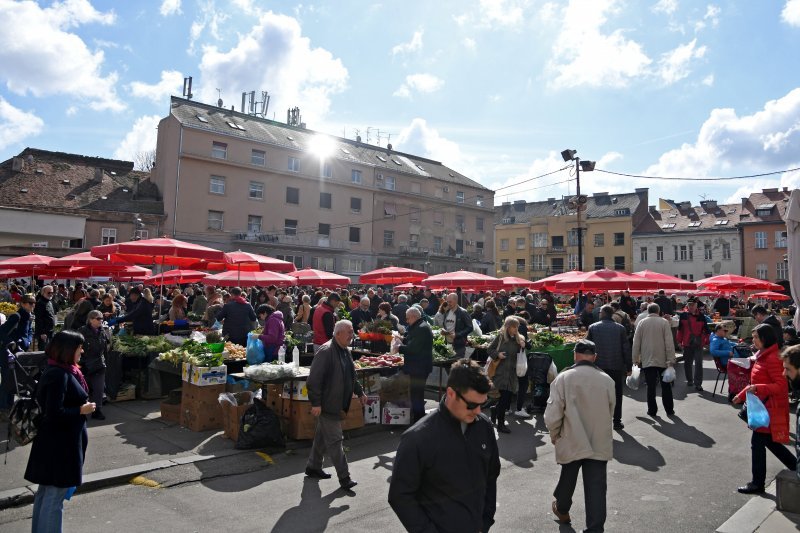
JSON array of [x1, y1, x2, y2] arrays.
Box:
[[2, 0, 800, 207]]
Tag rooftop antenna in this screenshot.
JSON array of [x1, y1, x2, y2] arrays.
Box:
[[699, 193, 708, 201], [182, 77, 193, 99], [366, 127, 372, 144], [216, 88, 223, 108]]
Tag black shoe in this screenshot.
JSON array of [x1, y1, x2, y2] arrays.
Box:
[[613, 422, 624, 430], [339, 477, 358, 490], [687, 381, 694, 387], [497, 424, 511, 433], [647, 411, 657, 417], [737, 483, 765, 494], [694, 385, 704, 392], [91, 410, 106, 420], [666, 411, 675, 417], [490, 406, 497, 425], [305, 467, 332, 479]]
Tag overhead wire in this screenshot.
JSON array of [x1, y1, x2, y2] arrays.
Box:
[[595, 166, 800, 181]]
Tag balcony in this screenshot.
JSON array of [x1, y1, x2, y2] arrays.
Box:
[[546, 246, 566, 254], [399, 245, 429, 257], [233, 232, 351, 250]]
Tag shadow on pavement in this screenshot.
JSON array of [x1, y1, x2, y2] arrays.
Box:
[[270, 477, 351, 533], [613, 429, 665, 472], [499, 412, 540, 468], [637, 414, 716, 448]]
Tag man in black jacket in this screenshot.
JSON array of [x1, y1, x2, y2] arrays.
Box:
[[393, 307, 433, 422], [111, 287, 155, 335], [216, 287, 257, 346], [389, 359, 500, 532], [34, 286, 56, 347], [350, 297, 372, 332], [442, 293, 473, 357], [752, 305, 784, 348], [586, 305, 632, 430]]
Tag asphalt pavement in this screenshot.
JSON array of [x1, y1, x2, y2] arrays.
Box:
[[1, 357, 798, 532]]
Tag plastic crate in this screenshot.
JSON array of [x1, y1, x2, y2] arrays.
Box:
[[540, 343, 576, 372]]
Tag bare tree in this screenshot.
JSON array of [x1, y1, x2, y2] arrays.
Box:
[[133, 149, 157, 172]]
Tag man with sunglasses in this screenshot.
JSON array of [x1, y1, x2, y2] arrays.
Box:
[[546, 339, 615, 532], [389, 359, 500, 532]]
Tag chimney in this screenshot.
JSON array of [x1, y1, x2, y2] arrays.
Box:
[[763, 188, 779, 193], [649, 205, 657, 213], [741, 197, 748, 207], [94, 168, 104, 181], [132, 177, 140, 199], [11, 157, 23, 172], [783, 186, 789, 192], [593, 192, 609, 196], [635, 188, 648, 193]]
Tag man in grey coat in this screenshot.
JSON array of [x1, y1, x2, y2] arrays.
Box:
[[586, 305, 631, 430], [632, 303, 677, 417], [305, 320, 368, 491]]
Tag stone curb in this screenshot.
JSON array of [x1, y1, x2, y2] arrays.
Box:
[[716, 479, 778, 533]]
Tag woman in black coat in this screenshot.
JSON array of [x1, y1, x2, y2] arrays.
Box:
[[78, 310, 109, 420], [25, 330, 96, 532]]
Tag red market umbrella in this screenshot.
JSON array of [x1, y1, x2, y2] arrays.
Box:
[[0, 253, 55, 276], [751, 291, 791, 301], [90, 237, 225, 267], [0, 269, 23, 279], [422, 271, 505, 290], [288, 268, 351, 288], [143, 269, 209, 286], [695, 274, 783, 292], [631, 270, 697, 290], [193, 251, 297, 273], [394, 283, 427, 291], [359, 266, 428, 285], [204, 270, 297, 288], [50, 251, 131, 268], [110, 266, 152, 282], [501, 276, 536, 289], [690, 290, 722, 297], [554, 269, 660, 292], [529, 271, 584, 291]]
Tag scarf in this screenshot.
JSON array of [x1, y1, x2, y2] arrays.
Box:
[[48, 358, 89, 393]]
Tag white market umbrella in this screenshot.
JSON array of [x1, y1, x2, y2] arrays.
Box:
[[786, 189, 800, 325]]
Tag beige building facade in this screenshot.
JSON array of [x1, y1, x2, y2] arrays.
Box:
[[153, 97, 494, 280]]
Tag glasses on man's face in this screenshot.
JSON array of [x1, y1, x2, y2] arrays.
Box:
[[456, 390, 486, 411]]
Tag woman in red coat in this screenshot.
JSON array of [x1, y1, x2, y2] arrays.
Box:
[[733, 323, 797, 493]]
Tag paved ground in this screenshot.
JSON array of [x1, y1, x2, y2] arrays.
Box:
[[1, 358, 798, 532]]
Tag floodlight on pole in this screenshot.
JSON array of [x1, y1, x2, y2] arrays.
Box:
[[561, 149, 595, 272]]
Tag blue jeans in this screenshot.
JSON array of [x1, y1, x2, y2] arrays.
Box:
[[32, 485, 70, 533]]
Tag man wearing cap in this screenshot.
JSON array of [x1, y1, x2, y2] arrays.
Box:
[[313, 292, 340, 353], [586, 305, 632, 430], [546, 339, 615, 531]]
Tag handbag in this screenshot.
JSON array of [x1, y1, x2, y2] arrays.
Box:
[[484, 358, 500, 378]]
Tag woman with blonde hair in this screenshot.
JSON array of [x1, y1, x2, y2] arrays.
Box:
[[487, 316, 526, 433], [142, 288, 154, 304], [169, 293, 187, 321]]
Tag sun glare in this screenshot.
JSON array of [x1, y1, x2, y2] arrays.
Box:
[[308, 135, 336, 159]]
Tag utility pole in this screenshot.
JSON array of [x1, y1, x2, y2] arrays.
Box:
[[575, 158, 582, 272]]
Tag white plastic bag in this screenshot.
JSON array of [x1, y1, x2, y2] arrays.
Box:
[[662, 366, 676, 383], [472, 319, 482, 336], [390, 335, 403, 354], [626, 365, 641, 390], [516, 349, 528, 377], [547, 361, 558, 384], [730, 357, 751, 369]]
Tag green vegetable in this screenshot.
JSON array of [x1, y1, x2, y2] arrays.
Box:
[[112, 335, 175, 357], [432, 334, 456, 362], [529, 330, 565, 350]]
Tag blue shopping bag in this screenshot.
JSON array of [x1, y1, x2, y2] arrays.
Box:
[[246, 333, 265, 365], [746, 391, 770, 430]]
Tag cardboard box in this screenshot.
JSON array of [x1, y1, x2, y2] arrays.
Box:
[[264, 384, 284, 416], [363, 373, 381, 394], [160, 400, 181, 424], [287, 400, 316, 440], [342, 397, 365, 431], [382, 402, 411, 425], [363, 395, 380, 425], [282, 379, 309, 401], [181, 382, 225, 404], [180, 398, 224, 432], [190, 364, 227, 386], [181, 362, 191, 382], [220, 391, 254, 441], [110, 383, 136, 402]]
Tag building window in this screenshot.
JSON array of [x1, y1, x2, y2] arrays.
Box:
[[351, 169, 362, 184], [251, 149, 266, 166], [411, 182, 421, 194], [594, 233, 604, 247], [284, 219, 297, 236], [286, 187, 299, 205], [410, 207, 421, 223], [777, 261, 788, 280], [100, 227, 117, 245], [532, 254, 546, 270], [322, 162, 332, 178], [476, 217, 484, 232], [318, 223, 331, 237], [656, 246, 664, 262], [249, 181, 264, 199], [614, 232, 625, 246], [516, 259, 526, 272], [383, 202, 397, 218], [500, 239, 509, 251], [551, 236, 564, 250], [343, 259, 365, 273], [211, 141, 227, 159], [288, 156, 300, 172], [640, 247, 648, 262], [276, 255, 303, 269], [319, 192, 332, 209], [722, 242, 731, 260], [532, 233, 548, 248], [568, 254, 579, 271], [385, 175, 396, 190], [476, 195, 484, 207], [209, 176, 225, 195], [755, 231, 767, 249], [384, 230, 394, 248], [434, 212, 444, 225], [247, 215, 262, 233], [775, 231, 788, 248], [756, 263, 768, 280], [675, 245, 693, 261], [614, 256, 625, 271], [704, 243, 712, 260], [551, 258, 564, 273], [516, 237, 526, 250], [456, 191, 465, 204], [476, 241, 484, 255], [500, 259, 509, 273], [410, 233, 420, 247], [594, 257, 605, 270], [350, 197, 361, 213], [207, 211, 223, 231], [456, 215, 465, 232], [433, 236, 443, 252], [313, 257, 335, 271], [349, 227, 360, 243], [134, 230, 148, 240], [568, 229, 579, 246], [62, 238, 84, 249]]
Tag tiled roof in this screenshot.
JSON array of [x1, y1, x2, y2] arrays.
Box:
[[170, 97, 491, 192], [634, 201, 743, 234], [739, 189, 791, 225], [494, 192, 644, 225], [0, 148, 164, 215]]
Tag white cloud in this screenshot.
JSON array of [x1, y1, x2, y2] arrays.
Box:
[[129, 70, 184, 104], [725, 167, 800, 204], [393, 74, 444, 99], [197, 11, 347, 124], [113, 115, 160, 162], [694, 4, 720, 32], [782, 0, 800, 26], [395, 118, 470, 174], [188, 1, 230, 53], [477, 0, 529, 27], [652, 0, 678, 15], [0, 0, 122, 112], [647, 88, 800, 182], [658, 38, 707, 84], [702, 74, 714, 86], [0, 97, 44, 151], [160, 0, 181, 16], [462, 37, 476, 51], [391, 30, 423, 56], [65, 106, 78, 116], [547, 0, 652, 89]]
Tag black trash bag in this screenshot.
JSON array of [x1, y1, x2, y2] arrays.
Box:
[[236, 399, 285, 450]]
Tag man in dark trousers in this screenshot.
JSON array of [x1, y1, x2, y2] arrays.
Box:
[[389, 359, 500, 532], [442, 293, 473, 357], [215, 286, 256, 346], [33, 285, 56, 348], [392, 307, 433, 422], [654, 290, 673, 316], [586, 305, 632, 430], [305, 320, 367, 491], [676, 298, 709, 391]]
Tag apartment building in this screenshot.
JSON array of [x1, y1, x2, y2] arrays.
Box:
[[494, 189, 649, 279], [632, 199, 742, 281], [153, 97, 495, 281], [739, 188, 791, 283], [0, 148, 165, 259]]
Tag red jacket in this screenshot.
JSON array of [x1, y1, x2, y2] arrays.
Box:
[[734, 344, 790, 443], [312, 302, 335, 345], [676, 311, 709, 348]]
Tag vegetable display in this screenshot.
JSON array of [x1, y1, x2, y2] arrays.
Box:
[[529, 330, 565, 351], [0, 302, 19, 316], [224, 341, 246, 360], [353, 354, 404, 369], [244, 361, 307, 381], [112, 335, 174, 357], [432, 334, 456, 362]]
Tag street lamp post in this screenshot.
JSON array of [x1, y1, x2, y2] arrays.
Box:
[[561, 149, 595, 272]]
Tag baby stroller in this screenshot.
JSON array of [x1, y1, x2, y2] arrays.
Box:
[[3, 342, 46, 454]]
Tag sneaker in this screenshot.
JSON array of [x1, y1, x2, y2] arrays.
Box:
[[514, 410, 529, 417], [339, 477, 358, 491], [305, 467, 332, 479], [666, 411, 675, 417], [552, 501, 571, 524]]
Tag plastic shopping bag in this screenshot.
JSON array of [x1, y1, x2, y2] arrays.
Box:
[[547, 361, 558, 384], [626, 365, 641, 390], [246, 333, 265, 365], [745, 391, 770, 430], [662, 366, 676, 383], [516, 349, 528, 377], [472, 319, 483, 337]]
